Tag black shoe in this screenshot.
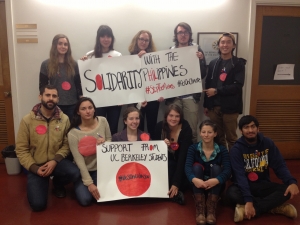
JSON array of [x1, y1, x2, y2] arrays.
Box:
[[53, 186, 66, 198], [172, 191, 185, 205]]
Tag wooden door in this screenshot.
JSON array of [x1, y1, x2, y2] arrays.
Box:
[[0, 1, 15, 163], [250, 6, 300, 159]]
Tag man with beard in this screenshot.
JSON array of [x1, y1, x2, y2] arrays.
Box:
[[227, 115, 299, 222], [16, 85, 80, 211]]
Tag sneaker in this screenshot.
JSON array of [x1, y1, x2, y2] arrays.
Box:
[[270, 203, 297, 219], [234, 204, 245, 222], [172, 191, 185, 205], [53, 186, 66, 198]]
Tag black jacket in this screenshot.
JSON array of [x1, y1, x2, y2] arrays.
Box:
[[153, 120, 193, 188], [204, 56, 246, 114]]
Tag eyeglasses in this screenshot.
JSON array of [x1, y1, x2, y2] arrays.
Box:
[[177, 31, 189, 36], [138, 38, 149, 43]]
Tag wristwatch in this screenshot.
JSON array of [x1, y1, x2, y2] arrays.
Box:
[[214, 89, 217, 95]]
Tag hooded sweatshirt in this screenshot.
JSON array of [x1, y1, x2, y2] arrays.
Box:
[[230, 132, 297, 203]]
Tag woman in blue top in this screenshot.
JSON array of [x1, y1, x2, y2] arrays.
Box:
[[185, 120, 231, 225]]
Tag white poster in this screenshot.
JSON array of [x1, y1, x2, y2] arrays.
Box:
[[78, 46, 202, 107], [97, 141, 169, 202]]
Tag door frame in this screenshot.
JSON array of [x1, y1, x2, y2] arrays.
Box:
[[245, 0, 300, 115]]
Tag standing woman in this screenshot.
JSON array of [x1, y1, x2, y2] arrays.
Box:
[[153, 104, 193, 204], [185, 120, 231, 225], [67, 97, 111, 206], [112, 106, 149, 142], [83, 25, 122, 136], [128, 30, 159, 139], [39, 34, 82, 120]]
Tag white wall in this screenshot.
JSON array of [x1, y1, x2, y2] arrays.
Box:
[[5, 0, 300, 137]]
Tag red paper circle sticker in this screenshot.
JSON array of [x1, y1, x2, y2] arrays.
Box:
[[219, 73, 227, 81], [78, 136, 97, 156], [62, 81, 71, 90], [170, 142, 179, 150], [140, 133, 150, 141], [248, 172, 258, 181], [116, 162, 151, 197], [36, 125, 47, 135]]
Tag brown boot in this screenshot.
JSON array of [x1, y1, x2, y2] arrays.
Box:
[[194, 193, 206, 225], [206, 193, 219, 224]]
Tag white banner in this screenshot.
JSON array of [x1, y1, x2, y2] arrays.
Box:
[[79, 45, 202, 107], [97, 141, 168, 202]]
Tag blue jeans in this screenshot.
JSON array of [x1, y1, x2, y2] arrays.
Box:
[[192, 163, 224, 195], [226, 181, 290, 216], [58, 104, 76, 121], [96, 106, 122, 135], [74, 171, 97, 206], [27, 159, 80, 211]]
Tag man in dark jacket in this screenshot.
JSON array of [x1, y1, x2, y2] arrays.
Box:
[[203, 32, 246, 150], [227, 115, 298, 222]]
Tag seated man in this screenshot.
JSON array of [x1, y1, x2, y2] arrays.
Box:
[[227, 115, 299, 222], [16, 85, 80, 211]]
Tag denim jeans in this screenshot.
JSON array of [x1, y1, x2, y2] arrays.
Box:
[[96, 105, 122, 135], [226, 181, 290, 216], [58, 104, 76, 121], [192, 163, 224, 195], [27, 159, 80, 211], [74, 171, 97, 206]]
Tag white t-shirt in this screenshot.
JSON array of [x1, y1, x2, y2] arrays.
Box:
[[86, 50, 122, 58]]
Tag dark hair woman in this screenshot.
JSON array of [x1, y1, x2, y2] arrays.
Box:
[[185, 120, 231, 225], [67, 97, 111, 206], [81, 25, 122, 136]]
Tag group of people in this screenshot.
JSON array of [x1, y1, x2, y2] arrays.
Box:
[[15, 21, 298, 225]]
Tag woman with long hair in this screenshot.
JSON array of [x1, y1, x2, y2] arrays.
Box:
[[153, 104, 193, 205], [128, 30, 161, 138], [39, 34, 82, 120], [82, 25, 122, 135], [112, 106, 150, 142], [185, 120, 231, 225], [67, 97, 111, 206]]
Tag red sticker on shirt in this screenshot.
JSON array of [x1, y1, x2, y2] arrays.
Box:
[[108, 55, 112, 58], [219, 73, 227, 81], [248, 172, 258, 181], [36, 125, 47, 135], [140, 133, 150, 141], [78, 136, 97, 156], [62, 81, 71, 90]]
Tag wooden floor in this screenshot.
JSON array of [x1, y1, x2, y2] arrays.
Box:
[[0, 160, 299, 225]]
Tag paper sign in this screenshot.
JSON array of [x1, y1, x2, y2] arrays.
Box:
[[97, 141, 168, 202], [274, 64, 295, 80], [78, 46, 202, 107]]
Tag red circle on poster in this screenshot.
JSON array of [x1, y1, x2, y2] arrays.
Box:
[[116, 162, 151, 197], [62, 81, 71, 90], [36, 125, 47, 135], [78, 136, 97, 156], [248, 172, 258, 181], [219, 73, 227, 81]]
